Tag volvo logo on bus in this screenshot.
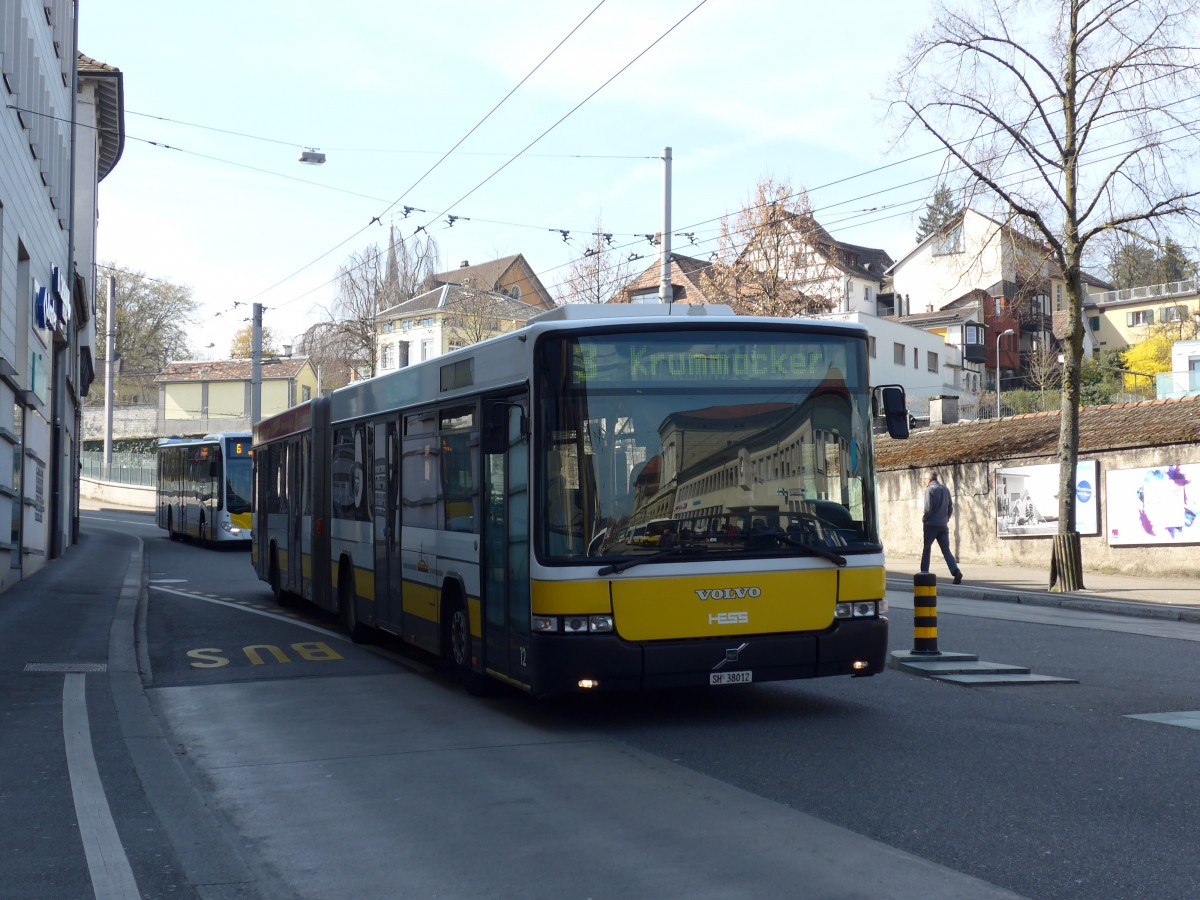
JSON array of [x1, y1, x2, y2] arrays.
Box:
[[695, 586, 761, 601]]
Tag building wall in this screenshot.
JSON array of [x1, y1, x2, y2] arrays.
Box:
[[208, 381, 244, 419], [1085, 293, 1199, 350], [164, 383, 202, 422], [1, 0, 79, 588], [878, 446, 1200, 578], [892, 212, 1008, 312]]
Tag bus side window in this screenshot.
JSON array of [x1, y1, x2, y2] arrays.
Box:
[[402, 411, 439, 530]]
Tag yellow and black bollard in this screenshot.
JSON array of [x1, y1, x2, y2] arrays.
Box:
[[912, 573, 940, 655]]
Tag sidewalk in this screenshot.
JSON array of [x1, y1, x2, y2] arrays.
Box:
[[885, 555, 1200, 623]]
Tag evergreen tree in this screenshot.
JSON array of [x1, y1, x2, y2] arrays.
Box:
[[915, 184, 960, 243]]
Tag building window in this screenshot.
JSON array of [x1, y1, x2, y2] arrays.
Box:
[[381, 343, 394, 369], [863, 284, 872, 304], [421, 338, 434, 361], [1056, 285, 1063, 311], [913, 347, 919, 368], [301, 385, 312, 401], [631, 290, 658, 304], [422, 317, 434, 328], [931, 223, 963, 256], [510, 285, 522, 301], [927, 351, 938, 373], [1161, 305, 1189, 322], [1089, 315, 1101, 332], [1127, 309, 1154, 326], [868, 336, 876, 359], [402, 319, 412, 331], [893, 342, 905, 365]]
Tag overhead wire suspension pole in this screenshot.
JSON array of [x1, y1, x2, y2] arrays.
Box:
[[660, 146, 672, 305]]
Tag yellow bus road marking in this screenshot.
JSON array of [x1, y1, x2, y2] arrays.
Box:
[[150, 585, 347, 641], [187, 642, 344, 668]]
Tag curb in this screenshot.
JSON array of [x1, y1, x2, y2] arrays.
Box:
[[885, 578, 1200, 625]]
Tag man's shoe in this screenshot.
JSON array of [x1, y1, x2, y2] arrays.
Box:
[[953, 571, 963, 585]]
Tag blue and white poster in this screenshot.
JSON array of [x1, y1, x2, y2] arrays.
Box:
[[994, 461, 1100, 537]]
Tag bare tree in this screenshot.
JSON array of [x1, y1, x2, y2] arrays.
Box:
[[891, 0, 1200, 589], [554, 218, 634, 304], [315, 245, 387, 380], [701, 178, 847, 317], [443, 278, 537, 349], [1025, 341, 1063, 403]]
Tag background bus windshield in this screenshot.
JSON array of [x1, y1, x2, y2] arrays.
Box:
[[535, 330, 879, 562]]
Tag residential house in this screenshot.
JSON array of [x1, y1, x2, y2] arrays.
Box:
[[375, 284, 546, 372], [2, 33, 123, 589], [1157, 338, 1200, 399], [1083, 277, 1199, 350], [889, 208, 1111, 394], [619, 253, 717, 304], [424, 255, 556, 310], [815, 311, 969, 421], [155, 358, 318, 435]]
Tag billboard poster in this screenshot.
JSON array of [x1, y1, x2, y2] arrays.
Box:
[[1106, 464, 1199, 546], [995, 461, 1100, 537]]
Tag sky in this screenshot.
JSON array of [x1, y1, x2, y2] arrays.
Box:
[[78, 0, 950, 359]]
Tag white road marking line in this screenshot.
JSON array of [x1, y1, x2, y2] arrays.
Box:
[[63, 673, 141, 900], [150, 584, 348, 641]]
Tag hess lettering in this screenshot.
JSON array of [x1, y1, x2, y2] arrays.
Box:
[[709, 611, 749, 625]]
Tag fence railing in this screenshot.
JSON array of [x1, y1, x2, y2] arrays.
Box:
[[80, 451, 157, 487], [1090, 277, 1198, 306]]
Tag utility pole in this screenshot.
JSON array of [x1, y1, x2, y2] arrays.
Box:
[[251, 302, 262, 426], [659, 146, 672, 304], [103, 275, 116, 465]]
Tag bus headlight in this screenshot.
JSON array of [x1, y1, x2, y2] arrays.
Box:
[[835, 601, 884, 619], [533, 614, 614, 633]]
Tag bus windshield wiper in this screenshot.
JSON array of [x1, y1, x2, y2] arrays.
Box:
[[753, 533, 847, 567], [598, 545, 708, 576]]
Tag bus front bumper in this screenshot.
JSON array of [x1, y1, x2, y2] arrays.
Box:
[[528, 617, 888, 696]]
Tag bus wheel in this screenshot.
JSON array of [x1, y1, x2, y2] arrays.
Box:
[[269, 551, 297, 608], [166, 510, 181, 541], [445, 595, 494, 696], [338, 564, 368, 644], [198, 514, 208, 545]]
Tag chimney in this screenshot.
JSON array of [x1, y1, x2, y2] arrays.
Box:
[[929, 396, 960, 426]]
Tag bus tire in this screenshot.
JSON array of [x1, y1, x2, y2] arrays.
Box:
[[166, 509, 181, 542], [338, 562, 369, 644], [444, 591, 494, 696], [269, 549, 297, 608]]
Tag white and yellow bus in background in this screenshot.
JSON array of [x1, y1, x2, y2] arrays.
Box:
[[156, 432, 254, 545], [252, 304, 909, 696]]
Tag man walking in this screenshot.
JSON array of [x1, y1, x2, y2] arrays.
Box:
[[921, 471, 963, 584]]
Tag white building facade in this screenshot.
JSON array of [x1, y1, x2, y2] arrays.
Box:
[[1, 6, 123, 591]]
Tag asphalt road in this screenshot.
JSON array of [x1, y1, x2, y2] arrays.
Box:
[[16, 509, 1200, 898]]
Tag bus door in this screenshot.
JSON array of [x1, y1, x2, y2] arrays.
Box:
[[481, 396, 531, 684], [373, 419, 403, 631], [285, 438, 305, 594]]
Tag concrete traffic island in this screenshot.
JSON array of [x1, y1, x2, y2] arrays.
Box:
[[890, 573, 1078, 685]]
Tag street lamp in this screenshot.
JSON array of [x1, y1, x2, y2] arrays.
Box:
[[995, 328, 1015, 418]]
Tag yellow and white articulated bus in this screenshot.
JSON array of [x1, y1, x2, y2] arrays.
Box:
[[156, 432, 254, 545], [252, 304, 909, 696]]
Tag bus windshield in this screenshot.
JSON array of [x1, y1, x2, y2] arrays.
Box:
[[224, 437, 253, 514], [535, 328, 879, 563]]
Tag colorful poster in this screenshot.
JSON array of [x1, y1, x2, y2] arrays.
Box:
[[1106, 464, 1199, 546], [994, 461, 1100, 537]]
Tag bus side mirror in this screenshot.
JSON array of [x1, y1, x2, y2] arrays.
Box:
[[874, 385, 910, 439], [482, 400, 528, 454]]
